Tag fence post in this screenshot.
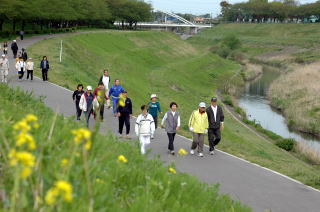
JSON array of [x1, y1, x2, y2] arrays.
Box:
[[59, 40, 63, 63]]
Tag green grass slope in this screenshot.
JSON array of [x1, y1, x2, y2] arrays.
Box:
[[28, 30, 320, 189], [0, 83, 250, 211]]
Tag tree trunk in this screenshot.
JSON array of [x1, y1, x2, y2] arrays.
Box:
[[0, 19, 3, 31], [12, 20, 16, 32]]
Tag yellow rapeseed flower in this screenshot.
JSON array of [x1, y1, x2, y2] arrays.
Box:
[[168, 167, 176, 174], [60, 159, 69, 167], [13, 120, 31, 133], [84, 140, 92, 150], [71, 128, 92, 144], [25, 114, 38, 122], [45, 180, 73, 205], [21, 167, 32, 178], [118, 155, 128, 163], [178, 148, 188, 156], [15, 133, 36, 150]]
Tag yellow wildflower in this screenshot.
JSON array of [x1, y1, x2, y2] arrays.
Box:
[[21, 167, 32, 178], [45, 180, 73, 205], [13, 120, 31, 132], [84, 140, 92, 150], [60, 159, 69, 167], [95, 178, 103, 184], [71, 128, 91, 144], [15, 133, 36, 150], [118, 155, 128, 163], [25, 114, 38, 122], [178, 148, 188, 156], [168, 167, 176, 174]]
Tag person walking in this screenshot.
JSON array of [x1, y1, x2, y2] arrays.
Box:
[[3, 42, 8, 55], [26, 58, 34, 80], [135, 105, 155, 154], [109, 79, 125, 116], [148, 94, 162, 137], [99, 69, 111, 108], [0, 54, 9, 83], [21, 48, 28, 61], [40, 56, 50, 81], [20, 31, 24, 40], [16, 57, 26, 80], [11, 40, 18, 59], [161, 102, 180, 155], [206, 97, 224, 155], [79, 86, 96, 127], [117, 91, 132, 139], [189, 102, 209, 157], [93, 82, 108, 121], [72, 84, 84, 120]]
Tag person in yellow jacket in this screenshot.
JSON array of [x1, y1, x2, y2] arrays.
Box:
[[188, 102, 208, 157]]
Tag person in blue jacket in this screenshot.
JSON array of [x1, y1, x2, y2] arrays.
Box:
[[108, 79, 125, 116], [40, 56, 50, 81]]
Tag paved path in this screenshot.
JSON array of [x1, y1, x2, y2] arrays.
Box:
[[6, 34, 320, 212]]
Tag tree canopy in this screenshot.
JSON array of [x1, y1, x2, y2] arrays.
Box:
[[0, 0, 152, 31], [220, 0, 320, 22]]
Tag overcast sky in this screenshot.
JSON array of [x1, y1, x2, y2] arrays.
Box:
[[150, 0, 317, 16]]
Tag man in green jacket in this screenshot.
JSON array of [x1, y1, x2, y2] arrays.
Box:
[[188, 102, 209, 157], [148, 94, 162, 138]]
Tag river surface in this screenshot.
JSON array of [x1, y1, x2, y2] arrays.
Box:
[[239, 69, 320, 153]]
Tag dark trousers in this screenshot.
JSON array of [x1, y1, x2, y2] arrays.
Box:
[[152, 115, 158, 129], [18, 71, 24, 79], [20, 35, 24, 40], [13, 51, 17, 59], [119, 113, 130, 135], [84, 105, 93, 127], [208, 128, 221, 151], [42, 69, 48, 81], [167, 133, 176, 151], [75, 101, 82, 120], [27, 70, 33, 80], [94, 105, 104, 120]]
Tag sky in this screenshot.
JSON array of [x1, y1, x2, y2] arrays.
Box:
[[149, 0, 317, 16]]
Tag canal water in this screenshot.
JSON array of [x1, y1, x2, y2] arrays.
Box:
[[239, 69, 320, 152]]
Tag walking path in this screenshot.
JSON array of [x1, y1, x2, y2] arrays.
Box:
[[6, 33, 320, 212]]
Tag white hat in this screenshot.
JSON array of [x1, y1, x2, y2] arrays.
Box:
[[87, 86, 93, 91], [1, 54, 5, 57], [150, 94, 157, 99], [199, 102, 206, 108], [13, 40, 16, 42]]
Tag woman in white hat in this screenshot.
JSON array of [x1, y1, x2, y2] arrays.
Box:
[[79, 86, 96, 127], [26, 58, 34, 80], [148, 94, 162, 137]]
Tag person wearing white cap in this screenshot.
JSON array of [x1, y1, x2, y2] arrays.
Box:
[[148, 94, 162, 136], [26, 58, 34, 80], [11, 40, 18, 59], [79, 86, 96, 127], [188, 102, 209, 157], [0, 54, 9, 83]]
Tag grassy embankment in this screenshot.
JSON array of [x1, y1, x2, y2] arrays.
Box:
[[190, 24, 320, 138], [28, 30, 320, 188], [0, 83, 250, 211]]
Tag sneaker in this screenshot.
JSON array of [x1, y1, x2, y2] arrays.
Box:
[[210, 150, 215, 155], [125, 135, 131, 139], [198, 153, 204, 157], [151, 135, 154, 139], [190, 149, 195, 155], [170, 151, 175, 155]]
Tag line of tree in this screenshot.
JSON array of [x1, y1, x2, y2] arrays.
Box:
[[220, 0, 320, 22], [0, 0, 152, 32]]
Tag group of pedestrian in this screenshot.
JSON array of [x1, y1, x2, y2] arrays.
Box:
[[72, 69, 224, 156]]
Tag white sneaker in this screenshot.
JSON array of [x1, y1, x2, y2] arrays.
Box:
[[210, 150, 215, 155], [198, 153, 204, 157], [190, 150, 195, 155]]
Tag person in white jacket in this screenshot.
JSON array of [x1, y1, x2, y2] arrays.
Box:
[[26, 58, 34, 80], [0, 54, 9, 83], [16, 57, 26, 80], [135, 105, 155, 154], [79, 86, 99, 127]]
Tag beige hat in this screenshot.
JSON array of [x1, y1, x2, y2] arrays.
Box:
[[150, 94, 157, 99]]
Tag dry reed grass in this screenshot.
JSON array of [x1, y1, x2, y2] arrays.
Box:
[[295, 142, 320, 165]]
